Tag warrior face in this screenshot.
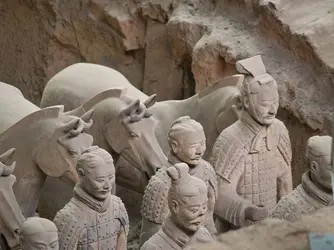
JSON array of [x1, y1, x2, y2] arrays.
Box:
[[311, 156, 332, 191], [172, 131, 206, 167], [311, 154, 332, 191], [78, 147, 115, 200], [168, 117, 206, 166], [244, 80, 279, 126], [307, 135, 332, 192], [171, 194, 208, 232]]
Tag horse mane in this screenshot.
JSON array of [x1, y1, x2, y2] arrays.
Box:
[[198, 74, 244, 99], [0, 106, 64, 142]]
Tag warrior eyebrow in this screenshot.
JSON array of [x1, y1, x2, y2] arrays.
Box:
[[96, 174, 115, 180], [31, 242, 47, 247]]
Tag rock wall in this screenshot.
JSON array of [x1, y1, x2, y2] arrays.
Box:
[[187, 206, 334, 250], [0, 0, 333, 185]]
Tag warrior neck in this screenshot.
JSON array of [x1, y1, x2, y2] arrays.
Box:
[[303, 171, 332, 205]]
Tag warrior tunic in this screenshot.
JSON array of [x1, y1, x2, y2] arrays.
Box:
[[140, 216, 211, 250], [53, 184, 129, 250], [141, 153, 218, 235], [270, 171, 333, 221], [210, 111, 292, 228]]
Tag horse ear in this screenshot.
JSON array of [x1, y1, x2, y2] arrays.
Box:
[[215, 94, 242, 133], [143, 94, 157, 108], [0, 148, 15, 164]]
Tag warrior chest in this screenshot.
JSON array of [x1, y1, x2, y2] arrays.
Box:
[[237, 134, 283, 206], [244, 136, 281, 180], [77, 211, 122, 250]]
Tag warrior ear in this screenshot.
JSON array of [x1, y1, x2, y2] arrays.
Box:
[[170, 200, 179, 214], [310, 161, 319, 172], [170, 140, 179, 154], [243, 95, 250, 110]]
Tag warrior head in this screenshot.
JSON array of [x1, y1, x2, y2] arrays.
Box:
[[168, 116, 206, 166], [236, 55, 279, 126], [306, 135, 332, 192], [19, 217, 58, 250], [167, 163, 208, 233], [77, 146, 115, 200]]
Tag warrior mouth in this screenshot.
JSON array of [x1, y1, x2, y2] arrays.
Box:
[[100, 190, 110, 194], [191, 222, 201, 226]]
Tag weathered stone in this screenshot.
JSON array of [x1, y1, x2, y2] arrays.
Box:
[[186, 206, 334, 250], [143, 19, 183, 100]]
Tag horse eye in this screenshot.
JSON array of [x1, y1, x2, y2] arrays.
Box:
[[130, 132, 138, 138], [69, 150, 77, 156]]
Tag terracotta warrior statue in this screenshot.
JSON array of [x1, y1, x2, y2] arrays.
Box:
[[210, 55, 293, 231], [141, 163, 212, 250], [53, 146, 129, 250], [19, 217, 58, 250], [140, 116, 217, 246], [270, 135, 333, 220]]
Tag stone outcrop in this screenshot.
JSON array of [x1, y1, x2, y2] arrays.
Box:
[[0, 0, 333, 185], [186, 206, 334, 250]]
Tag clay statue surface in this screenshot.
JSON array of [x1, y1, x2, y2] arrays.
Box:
[[141, 163, 211, 250], [40, 68, 169, 218], [270, 135, 333, 221], [53, 146, 129, 250], [140, 116, 217, 246], [0, 82, 94, 218], [41, 67, 167, 188], [40, 63, 243, 180], [210, 55, 293, 231], [19, 217, 58, 250], [0, 148, 24, 250]]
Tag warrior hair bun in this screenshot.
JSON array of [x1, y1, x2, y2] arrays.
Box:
[[171, 116, 191, 126], [166, 163, 189, 182]]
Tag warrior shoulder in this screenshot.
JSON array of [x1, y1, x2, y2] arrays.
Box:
[[141, 171, 170, 223], [53, 200, 80, 226], [201, 160, 218, 190], [53, 201, 83, 242], [270, 190, 299, 220], [140, 237, 161, 250], [209, 125, 247, 182], [111, 195, 129, 227]]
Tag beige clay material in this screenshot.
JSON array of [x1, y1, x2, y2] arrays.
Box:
[[39, 89, 168, 219], [54, 146, 129, 250], [0, 82, 94, 218], [270, 135, 333, 221], [210, 55, 293, 231], [140, 116, 217, 246], [41, 65, 167, 185], [140, 163, 212, 250], [186, 206, 334, 250], [0, 148, 24, 250], [40, 62, 243, 172], [19, 217, 58, 250]]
